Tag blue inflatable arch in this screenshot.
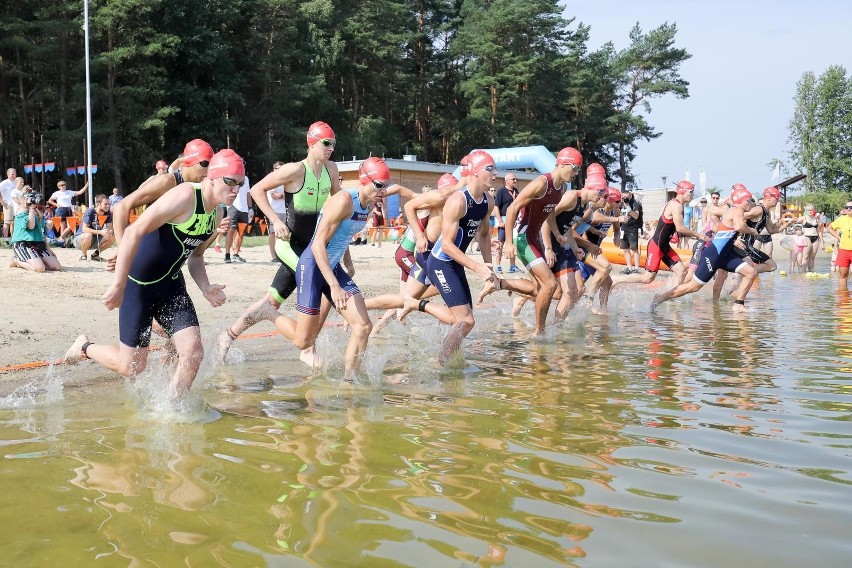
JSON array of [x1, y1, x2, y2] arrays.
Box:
[[451, 145, 557, 179]]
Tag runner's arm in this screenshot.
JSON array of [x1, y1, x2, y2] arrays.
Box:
[[113, 174, 177, 242]]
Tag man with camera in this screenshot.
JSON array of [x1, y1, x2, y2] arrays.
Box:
[[74, 194, 115, 261], [10, 188, 61, 272]]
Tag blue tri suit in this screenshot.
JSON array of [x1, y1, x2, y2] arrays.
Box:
[[426, 187, 490, 308], [295, 188, 368, 315]]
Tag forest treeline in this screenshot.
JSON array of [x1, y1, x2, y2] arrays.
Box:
[[0, 0, 690, 196]]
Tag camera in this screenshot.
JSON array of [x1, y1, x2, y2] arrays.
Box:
[[24, 191, 43, 206]]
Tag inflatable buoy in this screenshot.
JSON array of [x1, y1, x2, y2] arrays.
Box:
[[780, 270, 787, 276], [825, 244, 834, 254]]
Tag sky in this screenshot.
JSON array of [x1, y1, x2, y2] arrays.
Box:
[[562, 0, 852, 194]]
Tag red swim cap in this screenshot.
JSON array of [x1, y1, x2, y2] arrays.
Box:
[[207, 149, 245, 178], [182, 139, 214, 167], [359, 156, 390, 185], [731, 182, 747, 193], [607, 187, 622, 203], [556, 147, 582, 166], [155, 160, 168, 169], [587, 162, 605, 176], [763, 186, 781, 200], [731, 186, 753, 205], [675, 180, 695, 195], [437, 173, 458, 189], [459, 154, 472, 177], [467, 150, 496, 175], [584, 176, 607, 193], [307, 121, 335, 146]]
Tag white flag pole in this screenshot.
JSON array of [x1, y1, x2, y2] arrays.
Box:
[[84, 0, 94, 206]]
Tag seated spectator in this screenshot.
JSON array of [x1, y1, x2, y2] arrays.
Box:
[[74, 194, 115, 261], [10, 190, 61, 272]]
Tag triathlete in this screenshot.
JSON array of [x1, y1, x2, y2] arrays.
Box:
[[218, 121, 341, 366], [651, 186, 759, 313], [64, 149, 244, 399]]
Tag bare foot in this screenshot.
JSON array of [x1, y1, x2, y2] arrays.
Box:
[[9, 257, 18, 269], [217, 329, 235, 363], [64, 334, 90, 365], [397, 295, 420, 322], [732, 302, 747, 313], [371, 310, 397, 337], [476, 278, 499, 304], [300, 347, 323, 370], [650, 294, 663, 311], [512, 295, 527, 317]]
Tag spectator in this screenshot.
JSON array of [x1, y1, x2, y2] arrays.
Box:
[[266, 161, 287, 262], [370, 195, 386, 247], [224, 175, 252, 263], [826, 201, 852, 289], [108, 187, 123, 209], [48, 179, 88, 242], [9, 189, 61, 272], [75, 194, 115, 261], [796, 203, 823, 272], [0, 167, 17, 242], [493, 174, 520, 273], [791, 225, 808, 273], [619, 188, 643, 273]]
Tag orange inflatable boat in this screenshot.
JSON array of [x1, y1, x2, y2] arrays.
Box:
[[599, 241, 693, 272]]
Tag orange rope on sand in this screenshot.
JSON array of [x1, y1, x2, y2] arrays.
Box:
[[0, 323, 345, 376]]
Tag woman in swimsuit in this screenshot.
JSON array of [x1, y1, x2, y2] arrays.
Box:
[[797, 203, 823, 272]]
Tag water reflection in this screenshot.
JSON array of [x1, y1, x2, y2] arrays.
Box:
[[1, 273, 851, 565]]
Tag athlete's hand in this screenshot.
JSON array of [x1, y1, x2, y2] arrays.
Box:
[[556, 233, 570, 247], [572, 246, 584, 259], [105, 253, 117, 273], [618, 215, 628, 224], [102, 281, 125, 310], [203, 283, 227, 307], [272, 218, 291, 241], [589, 245, 602, 258], [415, 233, 428, 254], [502, 241, 515, 260], [331, 283, 348, 312], [475, 262, 495, 282], [217, 217, 230, 235], [545, 248, 556, 267]]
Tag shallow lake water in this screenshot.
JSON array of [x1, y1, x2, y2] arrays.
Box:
[[1, 264, 850, 567]]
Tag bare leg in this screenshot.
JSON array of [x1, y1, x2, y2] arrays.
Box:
[[338, 294, 373, 379], [651, 279, 704, 310], [554, 270, 579, 320], [712, 270, 728, 302], [218, 294, 282, 361], [167, 326, 205, 399], [437, 305, 476, 366]]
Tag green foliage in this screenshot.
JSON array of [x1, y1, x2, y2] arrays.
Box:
[[790, 191, 850, 219], [610, 22, 691, 190], [0, 1, 690, 197], [788, 66, 852, 194]]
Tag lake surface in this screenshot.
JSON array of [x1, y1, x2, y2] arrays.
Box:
[[1, 265, 850, 567]]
